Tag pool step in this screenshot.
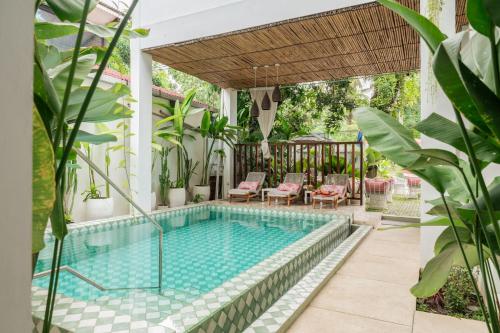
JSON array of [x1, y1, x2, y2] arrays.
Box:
[[92, 288, 198, 324]]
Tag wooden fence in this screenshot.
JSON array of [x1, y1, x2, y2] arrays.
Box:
[[233, 141, 364, 205]]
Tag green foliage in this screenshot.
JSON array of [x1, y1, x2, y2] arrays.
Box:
[[198, 111, 239, 185], [357, 1, 500, 331], [370, 72, 420, 134], [32, 107, 56, 254], [154, 89, 205, 188], [443, 266, 477, 314], [33, 1, 145, 329], [417, 266, 485, 321], [108, 36, 130, 75]]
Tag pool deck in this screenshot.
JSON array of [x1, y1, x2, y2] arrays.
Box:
[[285, 221, 488, 333], [218, 199, 383, 227]]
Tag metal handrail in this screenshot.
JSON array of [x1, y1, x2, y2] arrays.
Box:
[[76, 149, 163, 291]]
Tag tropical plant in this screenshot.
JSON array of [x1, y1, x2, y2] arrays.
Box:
[[192, 193, 204, 204], [198, 111, 239, 185], [32, 1, 146, 331], [156, 146, 172, 206], [154, 89, 204, 188], [63, 154, 80, 223], [354, 1, 500, 331]]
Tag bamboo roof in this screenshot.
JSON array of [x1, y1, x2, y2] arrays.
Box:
[[146, 0, 467, 89]]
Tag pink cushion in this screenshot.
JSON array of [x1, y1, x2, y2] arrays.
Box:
[[238, 181, 259, 191], [332, 185, 346, 195], [277, 183, 300, 193], [365, 179, 389, 193], [407, 177, 421, 187]]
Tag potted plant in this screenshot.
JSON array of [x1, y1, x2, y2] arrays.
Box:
[[365, 147, 382, 178], [194, 110, 239, 201], [154, 89, 205, 207], [81, 144, 114, 220], [157, 146, 172, 209], [63, 158, 80, 223]]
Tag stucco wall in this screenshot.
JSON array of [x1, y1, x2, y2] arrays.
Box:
[[70, 76, 207, 222]]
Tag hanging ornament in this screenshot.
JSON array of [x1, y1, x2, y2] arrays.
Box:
[[261, 65, 271, 110], [251, 67, 260, 118], [272, 63, 281, 103]]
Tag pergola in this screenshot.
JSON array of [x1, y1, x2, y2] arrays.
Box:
[[129, 0, 466, 214], [143, 0, 466, 89]]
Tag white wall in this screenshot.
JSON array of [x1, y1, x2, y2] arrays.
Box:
[[419, 0, 457, 267], [137, 0, 373, 49], [0, 0, 32, 331], [69, 74, 208, 222]]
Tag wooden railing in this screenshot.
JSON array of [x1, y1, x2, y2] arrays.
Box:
[[233, 141, 364, 205]]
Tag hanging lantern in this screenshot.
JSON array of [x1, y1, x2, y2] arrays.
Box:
[[250, 99, 259, 118], [272, 64, 281, 103], [251, 66, 259, 118], [261, 65, 271, 110]]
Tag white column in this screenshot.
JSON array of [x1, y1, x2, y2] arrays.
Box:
[[0, 0, 32, 331], [221, 88, 238, 198], [419, 0, 456, 266], [130, 32, 153, 212]]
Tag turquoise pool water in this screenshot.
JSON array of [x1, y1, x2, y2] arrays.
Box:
[[34, 206, 331, 304]]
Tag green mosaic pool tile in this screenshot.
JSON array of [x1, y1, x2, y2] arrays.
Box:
[[34, 204, 351, 333], [244, 225, 371, 333], [180, 221, 351, 333]]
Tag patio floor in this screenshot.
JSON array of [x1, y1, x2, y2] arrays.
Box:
[[384, 196, 420, 218], [285, 222, 488, 333]]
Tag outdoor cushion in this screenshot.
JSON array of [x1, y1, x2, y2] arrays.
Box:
[[277, 183, 300, 193], [238, 181, 259, 191], [365, 179, 389, 193], [407, 177, 421, 187], [229, 188, 252, 195]]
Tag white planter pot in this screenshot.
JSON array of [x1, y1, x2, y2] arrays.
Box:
[[151, 191, 157, 211], [168, 188, 186, 207], [85, 198, 114, 221], [192, 185, 211, 202]]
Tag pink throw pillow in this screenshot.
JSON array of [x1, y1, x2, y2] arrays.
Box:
[[407, 177, 421, 187], [332, 185, 346, 195], [365, 179, 388, 193], [238, 181, 259, 191], [319, 185, 336, 194], [277, 183, 300, 193]]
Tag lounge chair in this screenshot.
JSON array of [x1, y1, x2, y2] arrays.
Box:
[[228, 172, 266, 203], [267, 173, 305, 206], [311, 174, 350, 209]]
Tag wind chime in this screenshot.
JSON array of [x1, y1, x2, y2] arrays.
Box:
[[250, 66, 260, 118]]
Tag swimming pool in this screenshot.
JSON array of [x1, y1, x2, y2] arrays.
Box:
[[32, 204, 353, 332]]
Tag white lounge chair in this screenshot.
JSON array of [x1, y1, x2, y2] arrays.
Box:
[[228, 172, 266, 203], [267, 173, 305, 206]]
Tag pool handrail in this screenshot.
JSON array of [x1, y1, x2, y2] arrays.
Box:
[[76, 149, 163, 291]]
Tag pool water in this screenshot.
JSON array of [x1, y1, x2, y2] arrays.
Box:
[[34, 207, 331, 305]]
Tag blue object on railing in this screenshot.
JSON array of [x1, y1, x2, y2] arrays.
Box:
[[357, 131, 363, 142]]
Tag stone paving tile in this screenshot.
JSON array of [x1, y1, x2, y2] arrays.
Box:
[[310, 274, 415, 326], [285, 226, 420, 332], [336, 252, 419, 286], [413, 311, 487, 333], [355, 237, 419, 262], [287, 307, 412, 333]]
